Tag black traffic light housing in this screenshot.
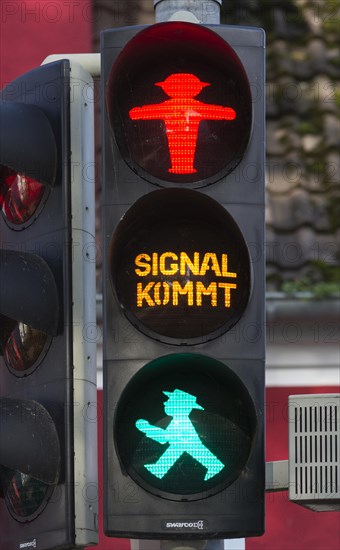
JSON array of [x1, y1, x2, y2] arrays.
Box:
[[0, 60, 97, 549], [102, 22, 265, 540]]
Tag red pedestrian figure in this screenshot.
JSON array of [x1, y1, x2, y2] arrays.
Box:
[[129, 73, 237, 175]]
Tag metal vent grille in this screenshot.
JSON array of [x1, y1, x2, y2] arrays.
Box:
[[289, 394, 340, 511]]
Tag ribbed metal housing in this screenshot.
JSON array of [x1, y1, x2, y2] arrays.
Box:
[[289, 394, 340, 511]]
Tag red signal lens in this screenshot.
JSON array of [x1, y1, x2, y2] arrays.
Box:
[[107, 22, 252, 186], [0, 166, 45, 225]]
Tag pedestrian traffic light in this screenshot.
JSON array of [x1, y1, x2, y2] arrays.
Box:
[[102, 21, 265, 540], [0, 60, 97, 549]]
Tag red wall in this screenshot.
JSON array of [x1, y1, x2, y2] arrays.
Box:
[[248, 386, 340, 550], [0, 0, 92, 86]]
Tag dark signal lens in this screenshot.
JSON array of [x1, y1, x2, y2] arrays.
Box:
[[110, 189, 251, 344], [1, 318, 49, 374], [0, 166, 45, 225], [2, 468, 52, 522]]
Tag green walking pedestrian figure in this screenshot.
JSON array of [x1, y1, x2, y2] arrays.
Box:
[[135, 389, 225, 481]]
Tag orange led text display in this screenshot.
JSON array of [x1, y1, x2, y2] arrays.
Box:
[[135, 252, 238, 308]]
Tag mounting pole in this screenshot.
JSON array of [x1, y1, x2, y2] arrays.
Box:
[[153, 0, 222, 24]]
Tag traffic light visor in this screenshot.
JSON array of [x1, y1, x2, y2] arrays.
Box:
[[0, 101, 57, 188], [0, 251, 59, 337], [0, 101, 57, 227], [0, 398, 60, 521]]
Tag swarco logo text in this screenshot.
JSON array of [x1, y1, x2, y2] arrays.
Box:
[[19, 539, 37, 549], [162, 519, 208, 531]]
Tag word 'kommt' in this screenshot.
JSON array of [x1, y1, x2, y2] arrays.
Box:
[[135, 252, 238, 308]]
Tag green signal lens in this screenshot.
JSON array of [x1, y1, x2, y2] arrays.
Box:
[[115, 354, 256, 501]]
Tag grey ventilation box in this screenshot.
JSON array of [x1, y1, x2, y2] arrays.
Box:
[[288, 394, 340, 511]]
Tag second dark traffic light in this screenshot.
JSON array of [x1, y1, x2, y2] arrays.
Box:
[[0, 60, 97, 549], [102, 21, 265, 540]]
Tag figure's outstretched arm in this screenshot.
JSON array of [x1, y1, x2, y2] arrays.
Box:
[[135, 419, 168, 444], [198, 105, 236, 121], [129, 104, 165, 120]]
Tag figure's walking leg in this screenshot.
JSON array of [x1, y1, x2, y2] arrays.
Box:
[[190, 445, 224, 480], [145, 445, 184, 479]]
